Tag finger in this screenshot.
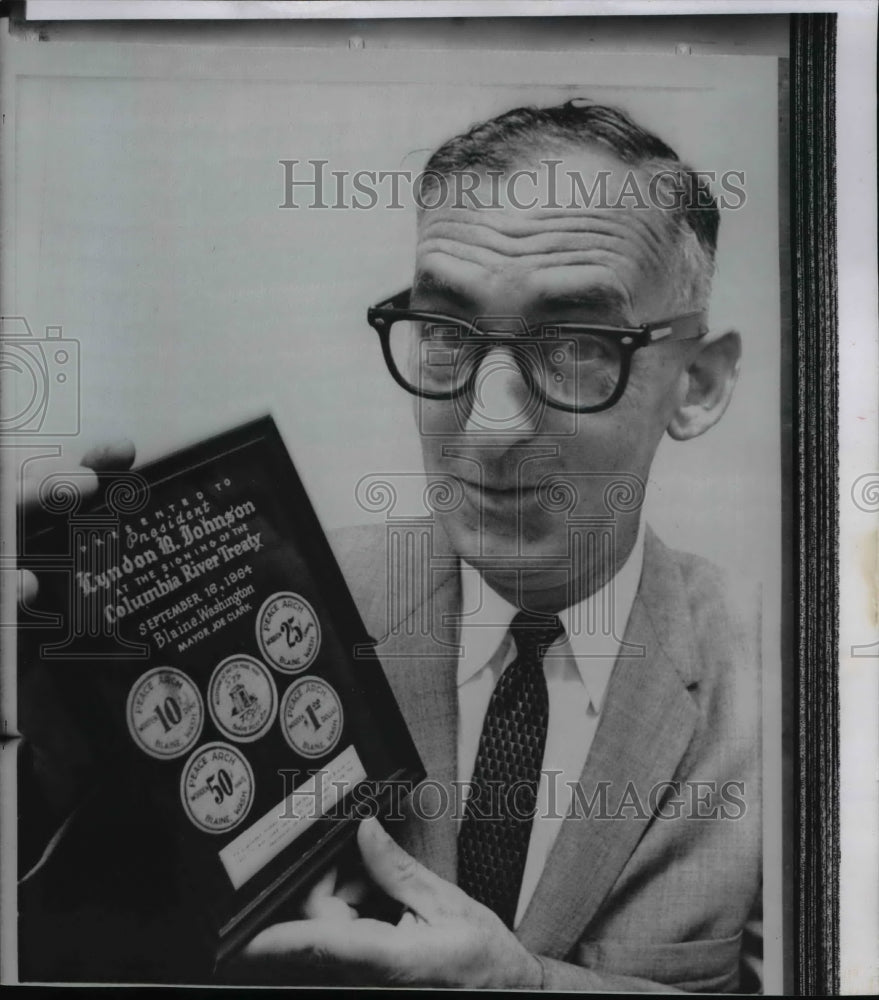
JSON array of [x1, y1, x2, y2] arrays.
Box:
[[19, 439, 134, 519], [17, 568, 38, 605], [336, 875, 369, 908], [21, 461, 98, 513], [306, 896, 359, 922], [301, 866, 342, 920], [80, 439, 136, 472], [301, 866, 362, 922], [240, 917, 397, 971], [301, 866, 337, 912], [356, 817, 452, 922]]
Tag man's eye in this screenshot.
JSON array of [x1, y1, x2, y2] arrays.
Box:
[[569, 335, 616, 364], [425, 346, 460, 368], [424, 323, 465, 342]]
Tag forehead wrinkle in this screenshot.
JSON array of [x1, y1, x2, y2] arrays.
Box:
[[416, 234, 665, 284], [419, 207, 669, 255], [417, 238, 653, 270], [417, 213, 668, 277], [416, 246, 641, 313]]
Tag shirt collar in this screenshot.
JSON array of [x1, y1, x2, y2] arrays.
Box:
[[457, 522, 646, 714], [457, 564, 518, 686]]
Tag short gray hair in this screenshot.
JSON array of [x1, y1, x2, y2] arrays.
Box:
[[418, 100, 719, 311]]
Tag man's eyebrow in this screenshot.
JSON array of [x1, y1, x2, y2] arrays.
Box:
[[534, 287, 631, 316], [412, 274, 632, 319], [411, 273, 476, 311]]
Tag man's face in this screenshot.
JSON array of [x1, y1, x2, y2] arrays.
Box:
[[413, 147, 696, 609]]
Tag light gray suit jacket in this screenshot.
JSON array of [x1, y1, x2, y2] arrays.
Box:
[[332, 522, 762, 993]]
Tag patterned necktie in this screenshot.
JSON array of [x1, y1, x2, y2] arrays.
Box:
[[457, 610, 564, 928]]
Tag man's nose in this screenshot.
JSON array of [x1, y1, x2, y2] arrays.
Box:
[[461, 346, 541, 438]]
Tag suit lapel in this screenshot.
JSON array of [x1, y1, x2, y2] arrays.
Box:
[[517, 530, 702, 958], [373, 544, 462, 885]]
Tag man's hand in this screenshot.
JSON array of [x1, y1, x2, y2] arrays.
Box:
[[234, 817, 544, 988], [17, 440, 136, 604]]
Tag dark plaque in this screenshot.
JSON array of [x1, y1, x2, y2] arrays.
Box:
[[19, 415, 424, 968]]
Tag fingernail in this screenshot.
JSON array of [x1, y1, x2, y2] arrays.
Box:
[[81, 439, 136, 469], [362, 816, 388, 840]]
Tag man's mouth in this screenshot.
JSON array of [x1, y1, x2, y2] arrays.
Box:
[[456, 476, 535, 507]]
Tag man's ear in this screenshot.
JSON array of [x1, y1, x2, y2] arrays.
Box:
[[667, 330, 742, 441]]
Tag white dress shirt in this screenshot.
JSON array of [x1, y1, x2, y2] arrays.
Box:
[[456, 523, 645, 928]]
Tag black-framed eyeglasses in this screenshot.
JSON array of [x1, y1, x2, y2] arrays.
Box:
[[367, 288, 709, 414]]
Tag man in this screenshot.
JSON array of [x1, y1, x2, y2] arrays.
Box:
[[18, 101, 761, 991], [231, 101, 761, 990]]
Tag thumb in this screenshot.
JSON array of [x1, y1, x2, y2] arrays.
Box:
[[80, 439, 136, 472], [356, 817, 452, 922], [17, 568, 39, 605]]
